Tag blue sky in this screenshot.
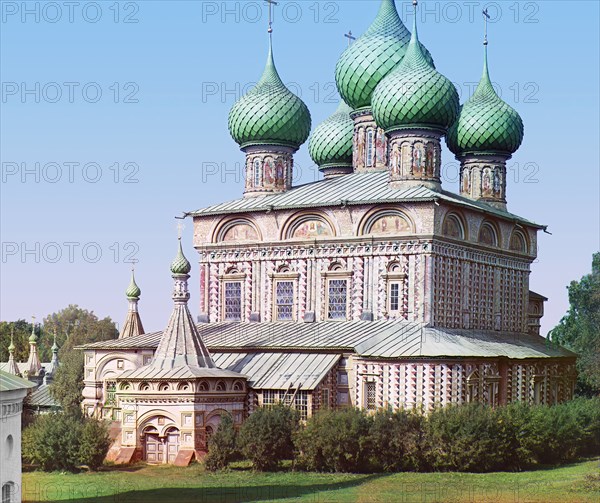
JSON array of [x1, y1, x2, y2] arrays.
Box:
[[1, 0, 598, 338]]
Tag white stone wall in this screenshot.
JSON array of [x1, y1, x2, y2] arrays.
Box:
[[1, 387, 28, 503]]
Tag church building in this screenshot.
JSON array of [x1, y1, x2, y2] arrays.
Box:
[[78, 0, 576, 465]]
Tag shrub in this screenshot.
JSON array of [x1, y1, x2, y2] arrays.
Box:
[[238, 405, 299, 471], [22, 413, 110, 472], [295, 408, 372, 473], [368, 408, 425, 472], [78, 417, 111, 470], [205, 413, 238, 471], [423, 403, 503, 472]]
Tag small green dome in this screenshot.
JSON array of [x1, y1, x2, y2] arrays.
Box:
[[308, 101, 354, 169], [171, 239, 191, 275], [29, 327, 37, 344], [229, 41, 311, 150], [372, 11, 458, 133], [447, 46, 524, 156], [8, 335, 15, 352], [125, 270, 141, 299], [335, 0, 433, 111]]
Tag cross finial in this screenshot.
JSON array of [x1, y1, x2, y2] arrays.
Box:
[[176, 221, 185, 240], [265, 0, 278, 34], [483, 8, 490, 46], [130, 258, 139, 271], [344, 30, 356, 47]]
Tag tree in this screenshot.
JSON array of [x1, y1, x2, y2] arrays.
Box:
[[0, 320, 39, 363], [49, 350, 84, 417], [43, 304, 118, 359], [22, 413, 110, 472], [237, 405, 299, 471], [550, 253, 600, 395], [204, 413, 238, 471]]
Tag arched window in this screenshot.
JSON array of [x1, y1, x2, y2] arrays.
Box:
[[362, 210, 412, 236], [199, 381, 209, 392], [5, 435, 13, 460], [177, 382, 191, 391], [478, 222, 498, 247], [253, 159, 262, 187], [2, 482, 15, 503], [139, 382, 151, 391], [442, 213, 465, 240], [509, 230, 528, 253], [158, 382, 170, 392], [366, 129, 374, 167], [119, 382, 131, 391], [233, 381, 244, 391], [215, 381, 226, 392]]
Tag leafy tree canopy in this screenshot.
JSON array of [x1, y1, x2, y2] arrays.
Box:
[[551, 253, 600, 394]]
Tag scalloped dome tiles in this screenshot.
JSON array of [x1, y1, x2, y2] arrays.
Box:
[[335, 0, 433, 111], [447, 47, 524, 156], [372, 17, 459, 133], [229, 43, 311, 150], [308, 101, 354, 169], [171, 240, 191, 275]]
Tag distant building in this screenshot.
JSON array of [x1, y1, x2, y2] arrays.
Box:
[[79, 0, 576, 465], [1, 371, 36, 503]]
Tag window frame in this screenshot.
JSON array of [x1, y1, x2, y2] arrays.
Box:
[[269, 272, 299, 322], [325, 275, 349, 321], [219, 272, 245, 322]]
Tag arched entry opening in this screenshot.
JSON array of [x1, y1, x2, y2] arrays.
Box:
[[142, 426, 163, 464], [165, 427, 180, 464]]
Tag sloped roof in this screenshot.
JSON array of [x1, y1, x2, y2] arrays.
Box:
[[118, 364, 243, 381], [213, 352, 340, 390], [79, 320, 575, 360], [0, 361, 56, 376], [187, 171, 544, 228], [0, 370, 36, 392], [28, 384, 59, 408]]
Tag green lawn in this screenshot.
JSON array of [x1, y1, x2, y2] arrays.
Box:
[[23, 459, 600, 503]]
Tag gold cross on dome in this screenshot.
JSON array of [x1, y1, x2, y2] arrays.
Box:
[[265, 0, 278, 34]]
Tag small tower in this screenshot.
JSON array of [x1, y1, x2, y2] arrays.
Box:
[[150, 238, 216, 369], [335, 0, 433, 172], [372, 0, 459, 190], [50, 330, 60, 370], [119, 267, 145, 339], [446, 11, 524, 210], [229, 2, 311, 197], [26, 319, 42, 377], [6, 327, 20, 376]]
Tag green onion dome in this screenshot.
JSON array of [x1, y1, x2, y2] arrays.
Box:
[[372, 9, 459, 133], [308, 101, 354, 169], [335, 0, 433, 111], [8, 334, 15, 352], [447, 44, 524, 156], [125, 270, 141, 299], [170, 239, 191, 275], [28, 326, 37, 344], [229, 40, 311, 150]]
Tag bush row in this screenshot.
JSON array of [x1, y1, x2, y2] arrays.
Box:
[[207, 398, 600, 473]]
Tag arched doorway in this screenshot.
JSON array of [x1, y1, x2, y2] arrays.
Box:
[[142, 426, 163, 464], [165, 427, 180, 464]]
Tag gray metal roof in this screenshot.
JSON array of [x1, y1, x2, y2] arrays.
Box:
[[213, 352, 340, 390], [28, 384, 59, 408], [80, 320, 575, 360], [118, 364, 244, 381], [187, 172, 543, 228], [0, 370, 36, 392]]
